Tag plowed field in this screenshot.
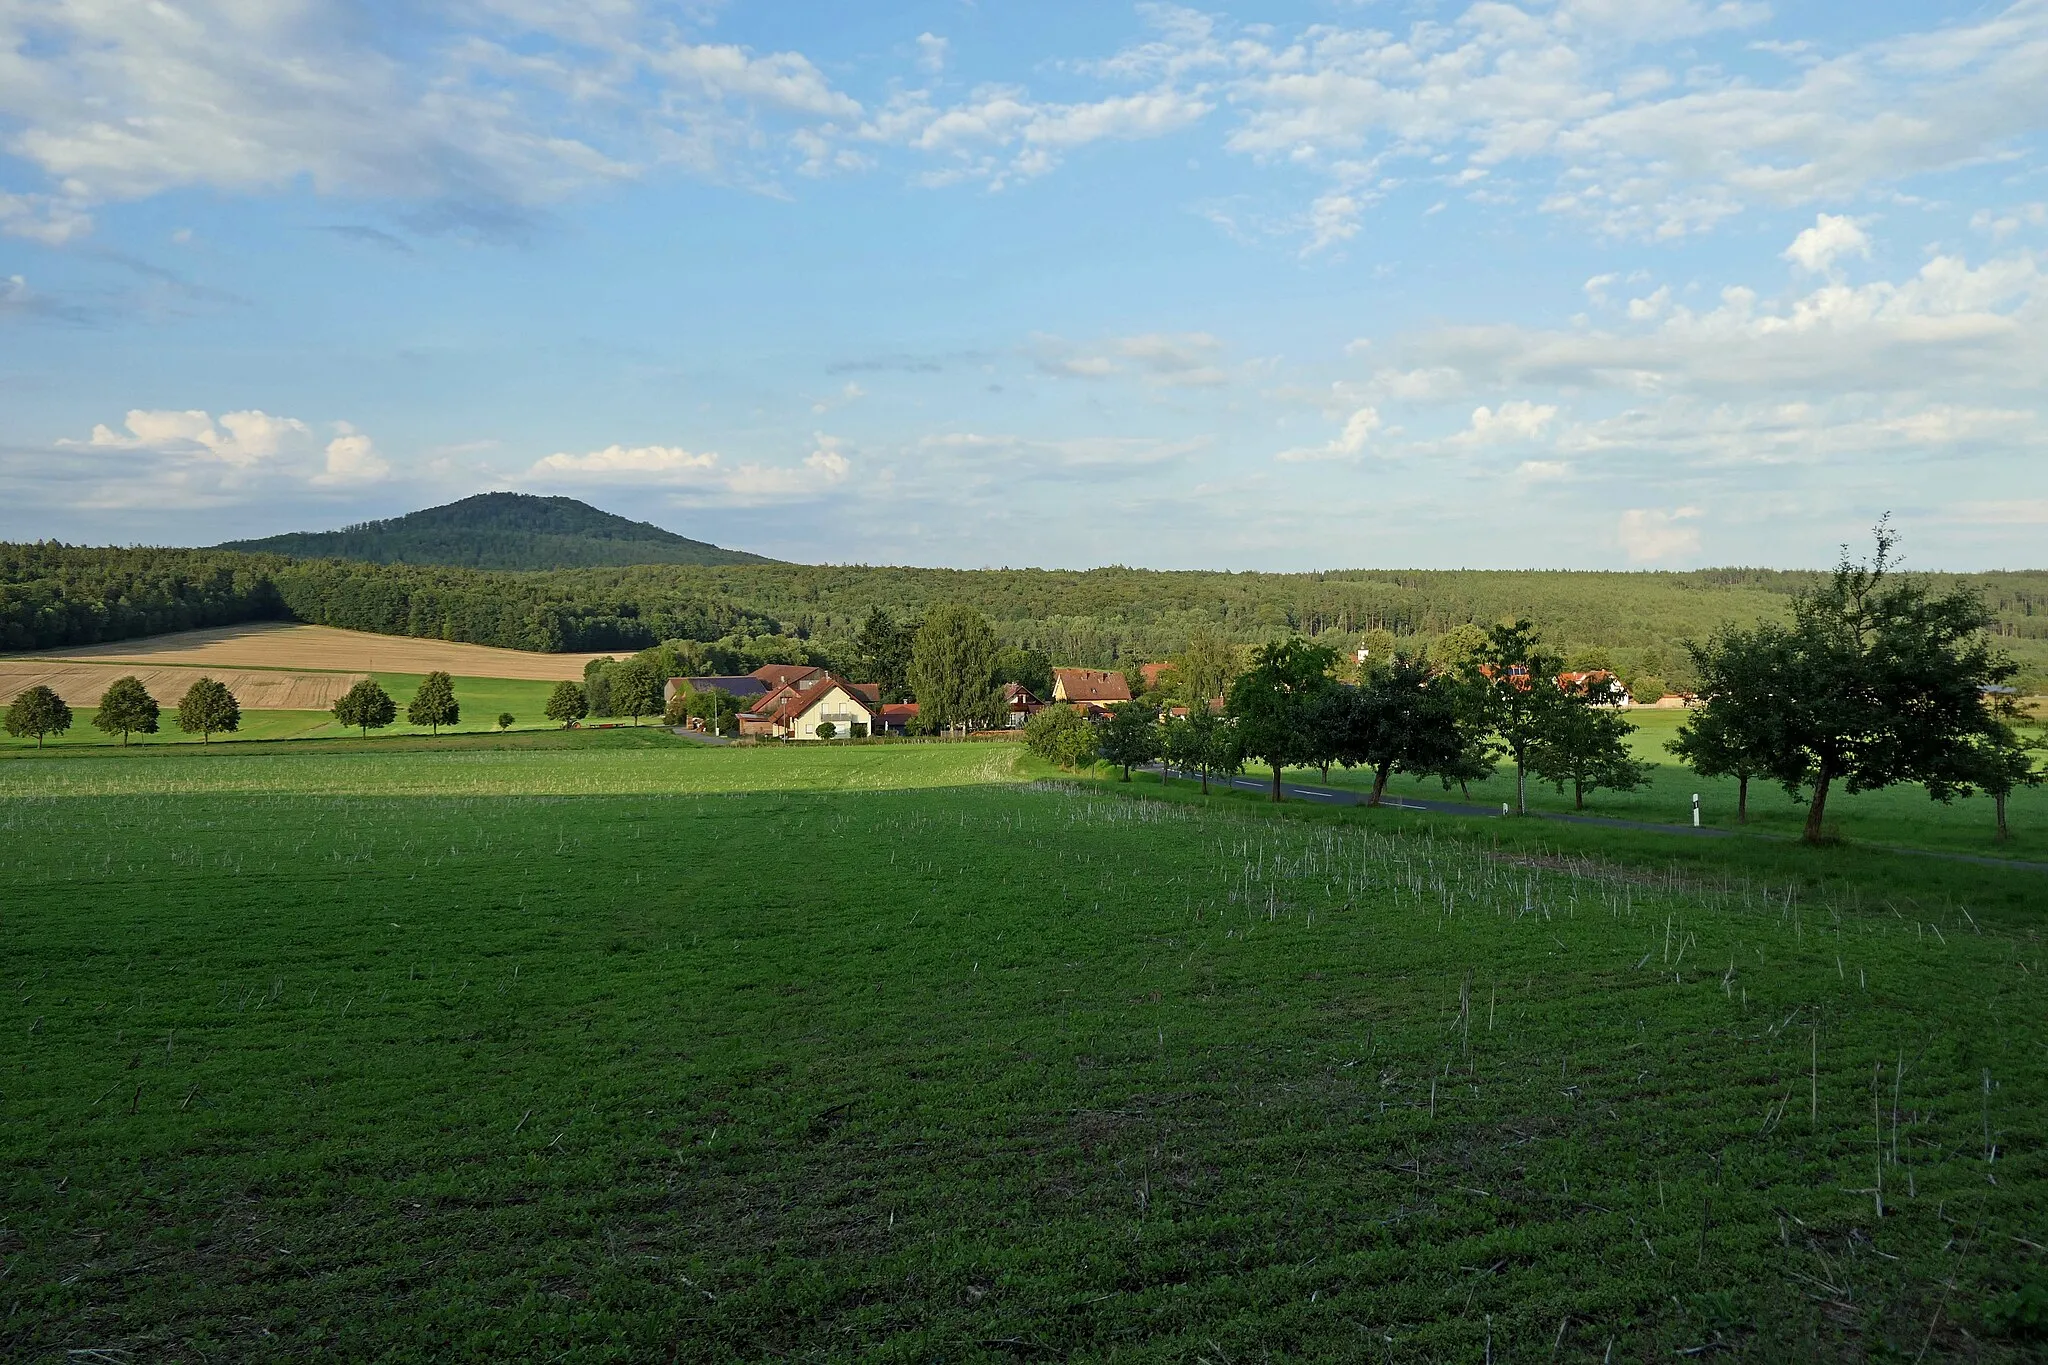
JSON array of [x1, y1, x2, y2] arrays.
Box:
[[0, 661, 367, 710], [5, 622, 612, 680]]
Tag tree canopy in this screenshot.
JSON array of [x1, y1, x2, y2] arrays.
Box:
[[92, 676, 159, 745], [1227, 639, 1339, 802], [5, 685, 72, 747], [407, 671, 460, 734], [175, 677, 240, 743], [544, 680, 589, 728], [333, 679, 397, 737], [908, 604, 1005, 734]]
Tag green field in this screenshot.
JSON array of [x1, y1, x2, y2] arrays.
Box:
[[3, 734, 2044, 1360]]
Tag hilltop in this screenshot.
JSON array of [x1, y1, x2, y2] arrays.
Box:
[[219, 492, 774, 570]]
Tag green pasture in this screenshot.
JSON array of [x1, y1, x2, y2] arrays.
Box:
[[1280, 707, 2048, 862], [2, 736, 2043, 1360]]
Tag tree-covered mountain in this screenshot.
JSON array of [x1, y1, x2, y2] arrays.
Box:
[[218, 493, 774, 570]]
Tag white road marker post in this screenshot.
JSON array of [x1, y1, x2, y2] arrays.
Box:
[[1692, 793, 1700, 829]]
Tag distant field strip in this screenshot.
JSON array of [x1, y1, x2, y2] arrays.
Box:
[[0, 661, 368, 710], [6, 622, 613, 679]]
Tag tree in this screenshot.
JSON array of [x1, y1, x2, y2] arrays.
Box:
[[909, 604, 1004, 735], [92, 676, 158, 745], [5, 685, 72, 747], [1226, 638, 1339, 802], [1171, 629, 1241, 709], [1740, 523, 2015, 843], [545, 680, 589, 728], [583, 657, 618, 718], [1530, 685, 1650, 810], [497, 712, 515, 732], [1097, 699, 1161, 781], [1353, 627, 1398, 678], [332, 678, 396, 737], [1670, 626, 1781, 823], [992, 645, 1056, 702], [686, 687, 743, 736], [609, 658, 663, 726], [1959, 723, 2043, 842], [1162, 703, 1235, 795], [663, 691, 691, 727], [1463, 619, 1566, 815], [176, 677, 240, 743], [815, 720, 837, 740], [1300, 685, 1364, 782], [1429, 623, 1489, 675], [853, 607, 918, 702], [407, 671, 460, 734], [1025, 703, 1097, 770], [1349, 654, 1475, 806]]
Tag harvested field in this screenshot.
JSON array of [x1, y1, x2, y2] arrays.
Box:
[[4, 622, 613, 680], [0, 661, 367, 710]]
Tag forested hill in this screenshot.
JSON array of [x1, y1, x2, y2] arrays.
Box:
[[5, 543, 2046, 690], [218, 493, 774, 570]]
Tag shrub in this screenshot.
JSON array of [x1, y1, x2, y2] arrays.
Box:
[[1025, 704, 1097, 769], [849, 722, 868, 739], [815, 721, 837, 740], [497, 712, 515, 731]]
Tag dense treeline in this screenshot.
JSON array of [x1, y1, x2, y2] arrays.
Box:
[[6, 542, 2045, 691]]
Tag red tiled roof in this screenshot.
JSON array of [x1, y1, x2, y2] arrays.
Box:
[[751, 663, 824, 690], [1139, 662, 1171, 689], [1053, 668, 1131, 703]]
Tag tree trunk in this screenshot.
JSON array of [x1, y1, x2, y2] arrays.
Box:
[[1737, 774, 1749, 825], [1271, 764, 1284, 803], [1200, 769, 1209, 795], [1121, 763, 1131, 782], [1515, 755, 1527, 815], [1319, 762, 1331, 782], [1368, 761, 1392, 807], [1802, 760, 1834, 843], [1574, 779, 1585, 810], [1996, 790, 2009, 842]]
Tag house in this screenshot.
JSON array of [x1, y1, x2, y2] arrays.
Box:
[[664, 674, 769, 707], [1139, 662, 1172, 692], [1001, 682, 1043, 728], [736, 671, 878, 739], [1556, 670, 1632, 706], [751, 663, 825, 691], [1051, 668, 1131, 705], [875, 702, 919, 734]]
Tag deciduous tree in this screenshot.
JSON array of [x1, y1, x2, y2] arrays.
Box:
[[1097, 699, 1161, 782], [333, 679, 396, 737], [1025, 703, 1097, 770], [545, 680, 589, 728], [1161, 704, 1235, 795], [6, 685, 72, 747], [1227, 638, 1338, 802], [1670, 626, 1782, 823], [1530, 684, 1650, 810], [909, 604, 1004, 735], [1350, 654, 1474, 807], [407, 671, 460, 734], [92, 676, 158, 745], [608, 659, 662, 726], [1463, 619, 1565, 815], [853, 607, 918, 702], [176, 677, 240, 743]]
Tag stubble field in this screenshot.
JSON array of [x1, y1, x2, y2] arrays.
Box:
[[1, 733, 2042, 1361], [5, 623, 615, 680]]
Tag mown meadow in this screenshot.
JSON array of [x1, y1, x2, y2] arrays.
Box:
[[2, 733, 2043, 1360]]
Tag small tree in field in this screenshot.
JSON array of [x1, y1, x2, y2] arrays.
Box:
[[176, 677, 239, 743], [1097, 699, 1161, 781], [1671, 626, 1782, 823], [610, 659, 663, 726], [93, 676, 158, 745], [497, 712, 515, 732], [1350, 654, 1474, 806], [407, 671, 459, 735], [1025, 703, 1097, 770], [1227, 638, 1338, 802], [1162, 704, 1235, 794], [1530, 687, 1650, 810], [6, 685, 72, 747], [909, 604, 1005, 735], [1463, 619, 1567, 815], [333, 679, 396, 738], [545, 680, 588, 728]]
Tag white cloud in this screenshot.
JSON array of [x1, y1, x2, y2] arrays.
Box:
[[315, 424, 392, 485], [1467, 401, 1559, 442], [1032, 331, 1230, 385], [916, 33, 949, 75], [76, 409, 310, 467], [527, 434, 851, 502], [1783, 214, 1871, 274], [1514, 460, 1571, 481], [1617, 507, 1703, 563], [1277, 406, 1381, 462]]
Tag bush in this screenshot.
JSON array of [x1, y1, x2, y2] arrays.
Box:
[[814, 721, 837, 740], [497, 712, 515, 731], [849, 722, 868, 739], [1632, 675, 1669, 704], [1025, 704, 1097, 769]]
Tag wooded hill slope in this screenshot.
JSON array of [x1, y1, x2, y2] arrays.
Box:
[[6, 542, 2046, 691], [220, 493, 772, 570]]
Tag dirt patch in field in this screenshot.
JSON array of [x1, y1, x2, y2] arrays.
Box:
[[4, 622, 612, 680], [0, 662, 367, 710]]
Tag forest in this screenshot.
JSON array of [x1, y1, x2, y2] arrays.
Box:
[[7, 540, 2047, 693]]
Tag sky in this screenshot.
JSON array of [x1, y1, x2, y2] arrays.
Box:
[[1, 0, 2045, 572]]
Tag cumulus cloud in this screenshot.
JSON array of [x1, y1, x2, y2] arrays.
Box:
[[75, 409, 311, 467], [1617, 507, 1704, 563], [1277, 406, 1382, 463], [916, 33, 949, 75], [1784, 214, 1871, 274], [315, 424, 392, 485]]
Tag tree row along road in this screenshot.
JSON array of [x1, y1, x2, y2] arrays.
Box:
[[1139, 764, 2048, 874]]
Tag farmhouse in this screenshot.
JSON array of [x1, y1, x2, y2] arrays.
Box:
[[1001, 682, 1043, 728], [737, 672, 879, 739], [1051, 668, 1130, 705], [1556, 670, 1633, 706], [875, 702, 919, 734]]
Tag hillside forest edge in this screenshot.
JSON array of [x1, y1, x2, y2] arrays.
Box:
[[7, 540, 2048, 699]]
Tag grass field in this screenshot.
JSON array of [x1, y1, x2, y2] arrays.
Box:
[[3, 733, 2043, 1360], [1280, 708, 2048, 864]]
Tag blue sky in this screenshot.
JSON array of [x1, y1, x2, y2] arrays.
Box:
[[2, 0, 2044, 570]]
